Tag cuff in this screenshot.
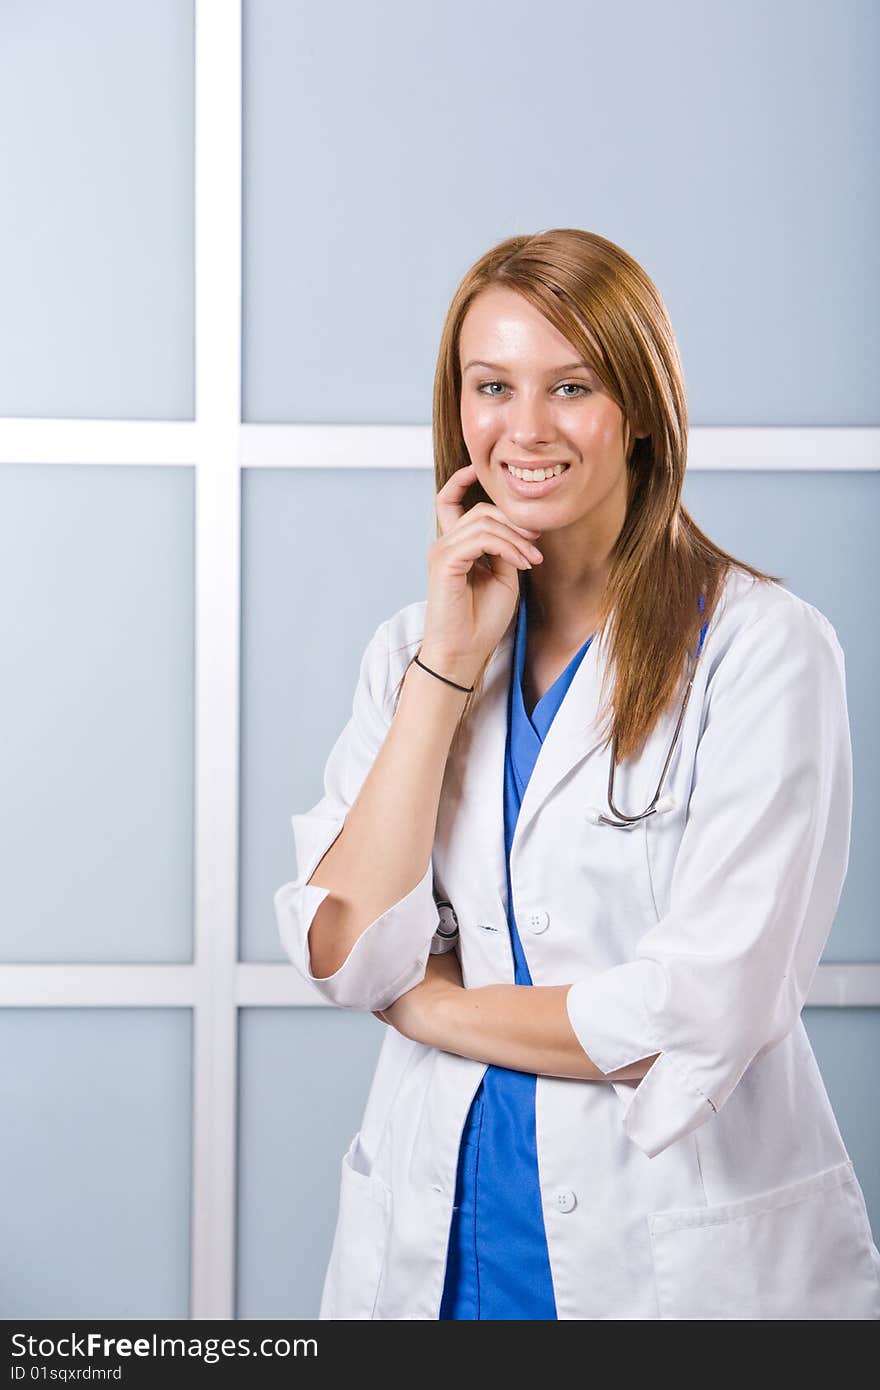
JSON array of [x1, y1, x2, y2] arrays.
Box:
[[566, 966, 716, 1159], [273, 812, 437, 1011]]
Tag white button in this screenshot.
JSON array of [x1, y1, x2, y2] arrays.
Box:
[[526, 908, 549, 934], [554, 1188, 577, 1213]]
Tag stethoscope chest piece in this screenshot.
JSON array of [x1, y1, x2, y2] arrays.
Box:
[[430, 898, 460, 954]]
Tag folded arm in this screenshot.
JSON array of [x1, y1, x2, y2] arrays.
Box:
[[377, 953, 658, 1083], [433, 980, 659, 1081], [378, 601, 853, 1159]]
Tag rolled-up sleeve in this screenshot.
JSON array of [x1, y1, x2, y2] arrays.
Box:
[[273, 618, 438, 1012], [565, 600, 853, 1160]]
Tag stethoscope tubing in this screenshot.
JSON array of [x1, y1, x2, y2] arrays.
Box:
[[593, 597, 710, 829], [599, 653, 698, 827]]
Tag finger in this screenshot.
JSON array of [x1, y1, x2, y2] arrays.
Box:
[[464, 501, 542, 538], [435, 462, 479, 537], [452, 506, 543, 547], [436, 468, 542, 540], [441, 519, 543, 572], [436, 501, 541, 553], [451, 512, 544, 554]]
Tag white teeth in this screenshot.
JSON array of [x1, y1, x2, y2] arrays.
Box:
[[507, 462, 567, 481]]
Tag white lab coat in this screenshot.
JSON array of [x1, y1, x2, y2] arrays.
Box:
[[274, 566, 880, 1320]]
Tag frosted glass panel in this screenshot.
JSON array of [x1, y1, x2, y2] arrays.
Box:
[[683, 471, 880, 963], [239, 465, 434, 961], [236, 1006, 385, 1319], [803, 1007, 880, 1243], [242, 0, 877, 424], [236, 1006, 880, 1315], [0, 465, 194, 963], [0, 0, 194, 419], [244, 468, 878, 964], [0, 1008, 192, 1319]]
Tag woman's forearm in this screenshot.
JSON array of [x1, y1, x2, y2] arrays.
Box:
[[306, 649, 476, 978], [425, 982, 659, 1083]]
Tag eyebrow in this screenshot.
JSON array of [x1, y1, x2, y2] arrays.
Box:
[[462, 359, 593, 375]]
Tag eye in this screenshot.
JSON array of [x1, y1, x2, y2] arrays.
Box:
[[475, 381, 592, 398]]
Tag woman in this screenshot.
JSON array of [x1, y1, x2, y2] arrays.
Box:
[[274, 228, 880, 1320]]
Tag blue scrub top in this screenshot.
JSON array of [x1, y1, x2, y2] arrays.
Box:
[[439, 573, 595, 1320], [438, 583, 709, 1320]]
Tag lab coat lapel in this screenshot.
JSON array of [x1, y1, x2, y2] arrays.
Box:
[[512, 622, 610, 851], [451, 612, 611, 918], [449, 622, 513, 919]]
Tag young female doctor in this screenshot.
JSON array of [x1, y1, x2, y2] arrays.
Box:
[[274, 228, 880, 1320]]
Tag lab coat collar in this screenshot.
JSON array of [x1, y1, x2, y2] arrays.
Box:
[[449, 592, 611, 920]]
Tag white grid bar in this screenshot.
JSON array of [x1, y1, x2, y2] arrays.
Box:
[[239, 424, 880, 471], [685, 426, 880, 471], [0, 962, 876, 1010], [236, 963, 880, 1008], [2, 422, 878, 470], [0, 419, 196, 464], [190, 0, 242, 1322], [0, 966, 201, 1007]]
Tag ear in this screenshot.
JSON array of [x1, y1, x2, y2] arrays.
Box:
[[624, 418, 650, 443], [624, 421, 650, 462], [628, 419, 650, 440]]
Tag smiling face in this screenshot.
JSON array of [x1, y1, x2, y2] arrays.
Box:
[[458, 286, 643, 556]]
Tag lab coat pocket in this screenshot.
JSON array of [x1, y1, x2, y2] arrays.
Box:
[[648, 1159, 880, 1320], [322, 1131, 392, 1320]]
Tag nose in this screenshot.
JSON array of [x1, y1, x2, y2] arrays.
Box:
[[507, 391, 557, 450]]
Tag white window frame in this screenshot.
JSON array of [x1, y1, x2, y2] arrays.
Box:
[[0, 0, 877, 1322]]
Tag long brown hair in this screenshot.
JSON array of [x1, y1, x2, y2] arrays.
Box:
[[394, 228, 781, 765]]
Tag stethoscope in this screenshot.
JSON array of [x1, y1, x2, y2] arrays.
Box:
[[585, 593, 709, 829], [429, 594, 712, 951]]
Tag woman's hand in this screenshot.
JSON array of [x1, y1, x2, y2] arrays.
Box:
[[418, 462, 543, 688], [372, 949, 464, 1043]]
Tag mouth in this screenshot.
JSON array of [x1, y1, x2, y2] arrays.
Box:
[[501, 460, 570, 498]]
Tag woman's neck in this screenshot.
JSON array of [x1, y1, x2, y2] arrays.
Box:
[[522, 567, 605, 649]]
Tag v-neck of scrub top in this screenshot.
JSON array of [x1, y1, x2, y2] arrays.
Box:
[[439, 576, 595, 1321], [505, 583, 595, 987]]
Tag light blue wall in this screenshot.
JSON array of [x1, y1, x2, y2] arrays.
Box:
[[245, 467, 880, 966], [0, 464, 195, 964], [680, 469, 880, 963], [0, 1, 194, 420], [236, 1007, 385, 1320], [242, 0, 878, 426], [802, 1009, 880, 1230], [0, 0, 876, 1320], [0, 1009, 192, 1320]]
